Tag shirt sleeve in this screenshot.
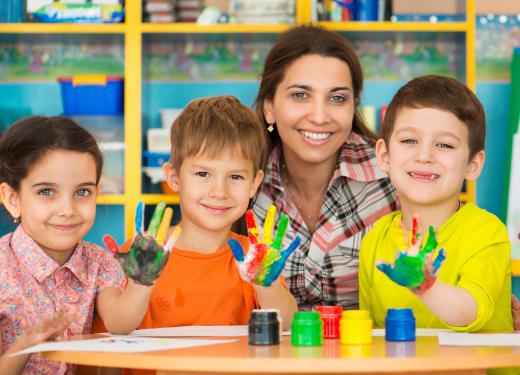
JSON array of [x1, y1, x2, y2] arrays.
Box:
[[444, 222, 510, 332], [95, 247, 126, 293]]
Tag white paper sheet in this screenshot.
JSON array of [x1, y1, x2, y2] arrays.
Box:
[[12, 337, 237, 355], [372, 328, 453, 337], [102, 325, 292, 337], [438, 332, 520, 346], [128, 325, 249, 337]]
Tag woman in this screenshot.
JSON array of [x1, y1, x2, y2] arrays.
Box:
[[253, 25, 398, 310]]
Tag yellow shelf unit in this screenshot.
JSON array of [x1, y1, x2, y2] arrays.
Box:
[[1, 0, 484, 259]]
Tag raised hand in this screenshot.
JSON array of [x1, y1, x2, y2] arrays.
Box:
[[103, 201, 181, 286], [228, 205, 301, 287], [376, 215, 446, 295]]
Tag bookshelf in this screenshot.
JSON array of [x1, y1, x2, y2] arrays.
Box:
[[1, 0, 502, 270]]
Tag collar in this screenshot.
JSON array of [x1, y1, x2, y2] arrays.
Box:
[[11, 225, 89, 285], [263, 132, 388, 193]]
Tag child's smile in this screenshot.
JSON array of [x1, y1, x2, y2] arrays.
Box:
[[376, 106, 484, 208]]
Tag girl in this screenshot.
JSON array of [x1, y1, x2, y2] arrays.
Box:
[[0, 116, 154, 374]]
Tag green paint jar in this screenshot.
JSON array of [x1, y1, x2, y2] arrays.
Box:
[[291, 311, 323, 346]]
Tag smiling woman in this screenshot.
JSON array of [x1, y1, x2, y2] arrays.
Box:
[[252, 25, 398, 310]]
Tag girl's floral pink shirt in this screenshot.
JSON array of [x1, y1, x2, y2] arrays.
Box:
[[0, 225, 125, 374]]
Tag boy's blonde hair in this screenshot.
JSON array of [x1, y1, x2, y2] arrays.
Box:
[[381, 75, 486, 160], [169, 95, 269, 173]]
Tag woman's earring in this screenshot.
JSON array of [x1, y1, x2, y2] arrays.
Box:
[[13, 216, 19, 224], [267, 122, 275, 133]]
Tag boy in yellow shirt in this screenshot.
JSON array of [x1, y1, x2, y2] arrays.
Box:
[[359, 75, 513, 333]]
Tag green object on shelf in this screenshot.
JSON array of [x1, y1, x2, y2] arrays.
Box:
[[291, 311, 323, 346]]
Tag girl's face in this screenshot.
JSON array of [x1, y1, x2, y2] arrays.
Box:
[[263, 54, 355, 168], [2, 149, 98, 265]]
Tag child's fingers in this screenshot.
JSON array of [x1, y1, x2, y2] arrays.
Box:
[[228, 239, 245, 262], [165, 226, 182, 251], [432, 248, 446, 274], [422, 226, 439, 253], [245, 210, 259, 245], [262, 205, 276, 246], [148, 202, 166, 237], [156, 207, 173, 244], [376, 260, 394, 276], [411, 214, 420, 245], [271, 213, 289, 251], [102, 234, 120, 254], [281, 235, 300, 260], [407, 240, 421, 257], [135, 201, 144, 235]]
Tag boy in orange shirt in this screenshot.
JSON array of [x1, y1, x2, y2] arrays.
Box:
[[139, 95, 297, 332]]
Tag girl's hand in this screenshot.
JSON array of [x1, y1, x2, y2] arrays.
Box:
[[376, 215, 446, 295], [103, 201, 181, 286], [228, 205, 300, 287], [12, 308, 77, 353]]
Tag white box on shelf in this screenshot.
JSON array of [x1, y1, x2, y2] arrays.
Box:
[[147, 128, 171, 153], [160, 108, 183, 129]]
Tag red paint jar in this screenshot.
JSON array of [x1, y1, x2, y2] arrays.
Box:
[[315, 306, 342, 339]]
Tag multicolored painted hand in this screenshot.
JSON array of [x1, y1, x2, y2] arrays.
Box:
[[228, 205, 301, 287], [103, 201, 181, 286], [376, 215, 446, 295]]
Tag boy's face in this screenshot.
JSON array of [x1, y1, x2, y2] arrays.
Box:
[[163, 148, 264, 236], [376, 107, 484, 207]]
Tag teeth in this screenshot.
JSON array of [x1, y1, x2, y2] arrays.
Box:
[[300, 130, 331, 141], [409, 172, 439, 180]]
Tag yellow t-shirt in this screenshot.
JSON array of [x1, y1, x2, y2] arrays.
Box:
[[359, 202, 513, 332]]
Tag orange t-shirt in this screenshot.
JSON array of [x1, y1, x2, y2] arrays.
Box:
[[139, 231, 259, 328], [93, 231, 260, 375]]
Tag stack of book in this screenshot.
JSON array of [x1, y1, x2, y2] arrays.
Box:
[[143, 0, 176, 23], [177, 0, 203, 22], [227, 0, 295, 24]]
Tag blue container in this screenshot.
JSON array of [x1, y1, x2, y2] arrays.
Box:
[[353, 0, 378, 21], [143, 151, 170, 167], [385, 309, 415, 342], [58, 76, 124, 115]]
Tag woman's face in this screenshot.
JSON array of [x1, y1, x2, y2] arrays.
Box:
[[263, 54, 355, 168]]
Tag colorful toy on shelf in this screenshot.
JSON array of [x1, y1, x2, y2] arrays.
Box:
[[228, 205, 301, 287], [103, 201, 181, 286], [31, 2, 124, 23], [376, 215, 446, 295]]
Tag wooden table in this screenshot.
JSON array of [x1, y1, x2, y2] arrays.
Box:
[[43, 335, 520, 375]]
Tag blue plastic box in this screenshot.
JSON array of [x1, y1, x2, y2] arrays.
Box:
[[58, 75, 124, 115], [143, 151, 170, 167]]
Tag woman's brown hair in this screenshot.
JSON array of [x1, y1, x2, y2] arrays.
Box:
[[254, 24, 376, 149]]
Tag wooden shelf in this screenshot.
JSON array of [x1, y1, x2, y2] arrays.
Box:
[[319, 21, 468, 32], [512, 260, 520, 277], [140, 23, 291, 34], [0, 23, 127, 33]]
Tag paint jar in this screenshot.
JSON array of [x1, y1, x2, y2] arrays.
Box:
[[248, 309, 281, 345], [340, 310, 372, 345], [291, 311, 323, 346], [385, 308, 416, 342], [315, 306, 342, 339]]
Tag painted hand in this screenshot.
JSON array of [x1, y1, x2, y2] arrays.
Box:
[[376, 215, 446, 295], [103, 201, 181, 286], [228, 205, 301, 287]]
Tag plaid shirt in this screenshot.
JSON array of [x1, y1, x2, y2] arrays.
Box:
[[253, 132, 398, 310]]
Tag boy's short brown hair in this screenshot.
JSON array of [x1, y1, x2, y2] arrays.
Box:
[[169, 95, 268, 172], [381, 75, 486, 159]]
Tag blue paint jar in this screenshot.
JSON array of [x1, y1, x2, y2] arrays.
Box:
[[385, 308, 415, 341]]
